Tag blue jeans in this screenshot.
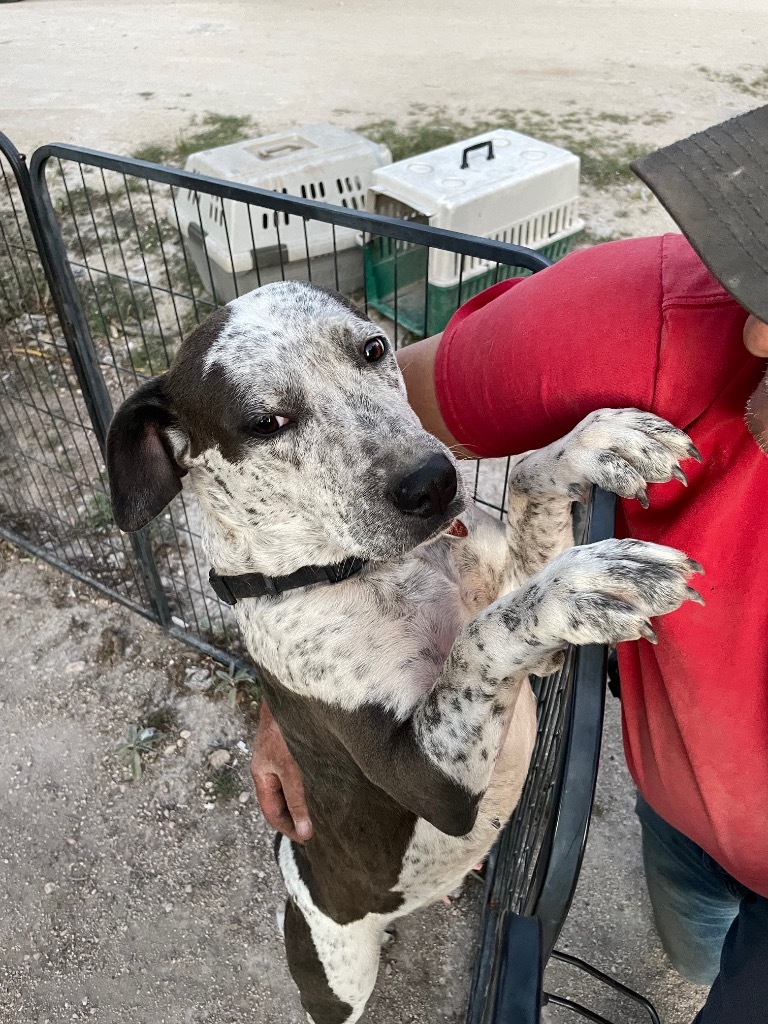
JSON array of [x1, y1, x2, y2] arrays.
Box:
[[636, 794, 768, 1022]]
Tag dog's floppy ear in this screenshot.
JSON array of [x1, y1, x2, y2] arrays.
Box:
[[106, 376, 187, 533]]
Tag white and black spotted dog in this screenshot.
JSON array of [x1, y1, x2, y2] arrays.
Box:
[[107, 281, 702, 1024]]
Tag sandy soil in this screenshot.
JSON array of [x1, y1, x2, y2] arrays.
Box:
[[1, 3, 765, 1023], [2, 0, 767, 158]]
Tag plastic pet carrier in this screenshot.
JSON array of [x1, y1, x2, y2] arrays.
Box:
[[173, 123, 391, 302], [363, 129, 584, 336]]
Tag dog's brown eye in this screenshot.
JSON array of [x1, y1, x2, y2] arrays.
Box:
[[363, 337, 387, 362], [250, 415, 290, 436]]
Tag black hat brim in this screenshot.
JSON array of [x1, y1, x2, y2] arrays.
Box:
[[631, 104, 768, 323]]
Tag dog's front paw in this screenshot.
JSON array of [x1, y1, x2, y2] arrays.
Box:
[[535, 408, 701, 507], [527, 538, 704, 649]]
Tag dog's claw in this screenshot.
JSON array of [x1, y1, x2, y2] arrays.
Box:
[[636, 487, 650, 509], [685, 586, 706, 606], [687, 442, 703, 463], [685, 558, 704, 576], [671, 465, 688, 487], [639, 620, 658, 644]]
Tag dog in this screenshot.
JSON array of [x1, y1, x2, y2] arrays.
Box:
[[106, 281, 701, 1024]]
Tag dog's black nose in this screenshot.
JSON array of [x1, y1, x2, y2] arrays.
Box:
[[390, 454, 458, 519]]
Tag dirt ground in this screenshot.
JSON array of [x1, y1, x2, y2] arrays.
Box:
[[2, 0, 767, 158], [2, 2, 766, 1022]]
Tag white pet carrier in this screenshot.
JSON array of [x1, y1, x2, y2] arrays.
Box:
[[362, 129, 584, 335], [173, 123, 391, 302]]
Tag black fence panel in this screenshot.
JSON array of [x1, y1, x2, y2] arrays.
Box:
[[0, 134, 166, 622], [23, 143, 551, 666]]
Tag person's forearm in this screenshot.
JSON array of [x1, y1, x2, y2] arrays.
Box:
[[395, 335, 476, 459]]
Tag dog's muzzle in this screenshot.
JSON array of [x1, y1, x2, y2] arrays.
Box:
[[388, 454, 458, 519]]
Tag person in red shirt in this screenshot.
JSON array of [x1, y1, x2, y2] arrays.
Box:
[[252, 107, 768, 1022]]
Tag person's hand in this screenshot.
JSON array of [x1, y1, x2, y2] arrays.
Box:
[[743, 315, 768, 357], [251, 702, 313, 843]]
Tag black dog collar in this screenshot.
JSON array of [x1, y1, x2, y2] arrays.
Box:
[[209, 557, 367, 606]]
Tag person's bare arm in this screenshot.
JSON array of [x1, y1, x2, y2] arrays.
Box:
[[395, 335, 476, 458], [744, 315, 768, 357], [251, 702, 313, 843]]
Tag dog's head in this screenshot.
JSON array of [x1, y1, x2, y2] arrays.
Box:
[[107, 281, 465, 573]]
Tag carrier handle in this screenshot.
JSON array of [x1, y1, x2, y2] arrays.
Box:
[[461, 139, 495, 169], [257, 142, 304, 160]]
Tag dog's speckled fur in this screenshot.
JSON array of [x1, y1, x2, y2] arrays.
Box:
[[107, 281, 702, 1024]]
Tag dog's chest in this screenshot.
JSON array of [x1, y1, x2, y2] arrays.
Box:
[[236, 543, 484, 716]]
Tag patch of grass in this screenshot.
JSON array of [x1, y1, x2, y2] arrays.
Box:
[[698, 65, 768, 97], [130, 332, 177, 376], [212, 663, 261, 708], [53, 182, 137, 222], [208, 766, 240, 801], [140, 216, 179, 256], [147, 513, 177, 554], [640, 110, 673, 127], [86, 491, 113, 531], [115, 723, 164, 781], [576, 228, 628, 248], [132, 112, 258, 167], [595, 111, 632, 125], [0, 241, 51, 326], [357, 104, 661, 190], [80, 275, 160, 355]]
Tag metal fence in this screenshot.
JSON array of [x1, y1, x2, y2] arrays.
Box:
[[2, 133, 550, 662], [0, 131, 627, 1022]]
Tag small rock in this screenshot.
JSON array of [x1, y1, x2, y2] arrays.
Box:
[[185, 668, 212, 692], [208, 749, 230, 769], [44, 882, 57, 895], [184, 884, 192, 894], [238, 791, 250, 804], [179, 730, 191, 740], [163, 745, 176, 757], [65, 661, 86, 676]]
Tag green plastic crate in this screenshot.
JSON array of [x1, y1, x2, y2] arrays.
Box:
[[362, 230, 581, 339]]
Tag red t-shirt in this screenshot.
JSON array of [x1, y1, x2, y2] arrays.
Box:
[[435, 233, 768, 897]]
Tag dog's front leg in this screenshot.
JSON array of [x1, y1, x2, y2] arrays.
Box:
[[334, 535, 701, 837], [502, 408, 700, 586]]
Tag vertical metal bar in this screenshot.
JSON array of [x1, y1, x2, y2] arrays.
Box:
[[18, 140, 172, 627]]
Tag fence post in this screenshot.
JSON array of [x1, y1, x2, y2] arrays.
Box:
[[0, 133, 172, 628]]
